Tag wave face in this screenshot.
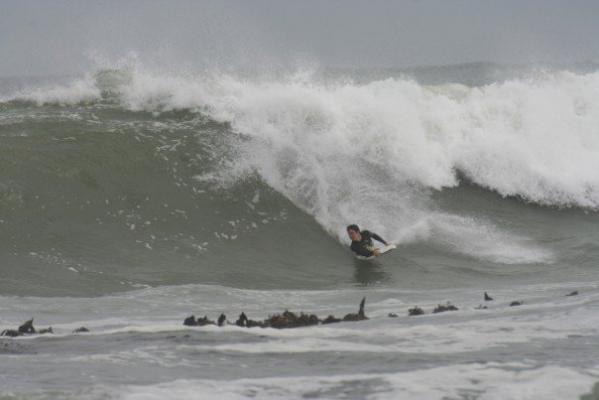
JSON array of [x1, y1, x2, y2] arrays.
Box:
[[2, 65, 599, 296]]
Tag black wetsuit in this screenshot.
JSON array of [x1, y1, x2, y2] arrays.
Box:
[[350, 230, 387, 257]]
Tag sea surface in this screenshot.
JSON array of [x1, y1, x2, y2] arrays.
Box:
[[1, 63, 599, 399]]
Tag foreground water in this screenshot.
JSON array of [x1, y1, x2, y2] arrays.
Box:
[[1, 63, 599, 399]]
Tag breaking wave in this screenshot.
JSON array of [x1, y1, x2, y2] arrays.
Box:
[[4, 64, 599, 289]]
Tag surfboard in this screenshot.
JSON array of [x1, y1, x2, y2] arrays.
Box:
[[355, 244, 396, 260]]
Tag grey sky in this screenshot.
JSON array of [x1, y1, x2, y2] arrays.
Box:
[[1, 0, 599, 77]]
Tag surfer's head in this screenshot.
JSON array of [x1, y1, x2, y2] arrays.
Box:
[[347, 224, 361, 241]]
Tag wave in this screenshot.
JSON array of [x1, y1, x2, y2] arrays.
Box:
[[5, 68, 599, 206], [4, 66, 599, 272]]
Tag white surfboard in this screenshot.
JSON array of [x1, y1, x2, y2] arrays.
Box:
[[355, 244, 396, 260]]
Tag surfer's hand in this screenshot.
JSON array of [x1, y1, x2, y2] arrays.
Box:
[[373, 249, 381, 257]]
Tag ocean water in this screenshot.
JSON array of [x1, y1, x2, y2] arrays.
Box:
[[1, 63, 599, 399]]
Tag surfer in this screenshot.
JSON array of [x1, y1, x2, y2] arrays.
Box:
[[347, 224, 388, 258]]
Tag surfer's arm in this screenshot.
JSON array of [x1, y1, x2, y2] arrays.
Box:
[[371, 233, 388, 245]]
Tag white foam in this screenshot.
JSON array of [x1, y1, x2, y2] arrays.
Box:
[[9, 75, 101, 105], [113, 363, 598, 400], [9, 284, 595, 356]]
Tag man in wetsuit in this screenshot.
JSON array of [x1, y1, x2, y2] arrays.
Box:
[[347, 224, 388, 257]]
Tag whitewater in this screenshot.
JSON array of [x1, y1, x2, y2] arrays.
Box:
[[1, 64, 599, 399]]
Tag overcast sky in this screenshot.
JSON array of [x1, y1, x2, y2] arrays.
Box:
[[1, 0, 599, 77]]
